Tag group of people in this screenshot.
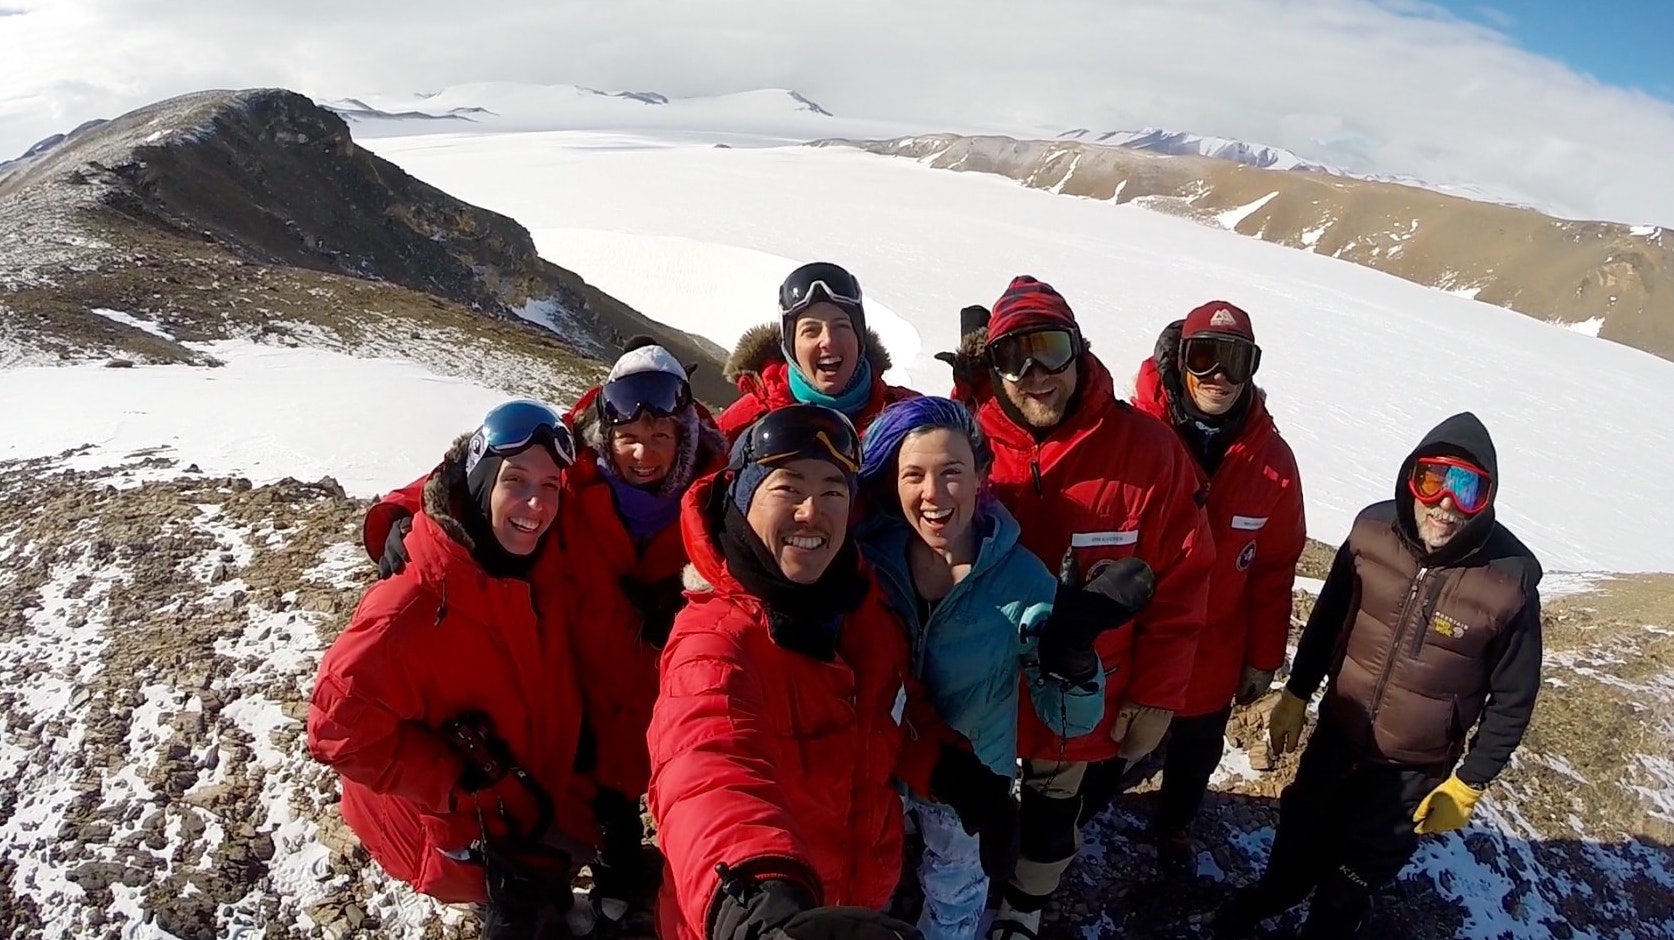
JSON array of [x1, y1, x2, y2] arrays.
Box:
[[306, 261, 1544, 940]]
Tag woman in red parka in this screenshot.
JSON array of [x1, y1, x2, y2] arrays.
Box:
[[307, 399, 592, 939], [648, 404, 1013, 940], [557, 338, 727, 925], [715, 261, 916, 441]]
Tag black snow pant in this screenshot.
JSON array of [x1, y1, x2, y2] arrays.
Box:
[[1155, 707, 1232, 835], [1251, 715, 1450, 937], [591, 787, 648, 904]]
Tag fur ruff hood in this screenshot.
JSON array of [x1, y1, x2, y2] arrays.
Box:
[[723, 323, 895, 386]]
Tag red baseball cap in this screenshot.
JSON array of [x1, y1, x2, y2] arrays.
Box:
[[1181, 301, 1255, 344]]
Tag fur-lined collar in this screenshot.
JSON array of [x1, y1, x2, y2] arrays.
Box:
[[722, 323, 895, 386], [572, 396, 729, 499], [421, 433, 477, 550]]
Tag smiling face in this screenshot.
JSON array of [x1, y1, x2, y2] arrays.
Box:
[[999, 357, 1078, 429], [489, 446, 564, 555], [895, 428, 980, 554], [609, 414, 680, 488], [1414, 495, 1469, 552], [744, 457, 852, 584], [1185, 370, 1245, 416], [791, 303, 862, 395]]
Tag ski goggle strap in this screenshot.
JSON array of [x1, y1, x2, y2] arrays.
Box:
[[1408, 456, 1492, 515], [597, 370, 692, 426], [1182, 336, 1261, 384], [738, 403, 862, 475], [468, 399, 577, 473], [987, 328, 1079, 382], [779, 263, 864, 317]]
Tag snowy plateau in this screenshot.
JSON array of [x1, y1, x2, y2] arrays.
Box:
[[0, 82, 1671, 940]]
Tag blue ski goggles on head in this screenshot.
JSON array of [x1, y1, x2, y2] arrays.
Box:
[[467, 399, 577, 474]]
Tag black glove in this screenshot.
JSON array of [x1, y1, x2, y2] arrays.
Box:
[[711, 876, 817, 940], [477, 838, 573, 922], [929, 743, 1020, 881], [775, 908, 924, 940], [934, 305, 994, 399], [377, 513, 414, 580], [440, 710, 517, 793], [1037, 556, 1157, 685], [621, 574, 686, 648]]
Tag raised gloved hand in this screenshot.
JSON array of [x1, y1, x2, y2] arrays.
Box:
[[378, 513, 414, 579], [775, 908, 924, 940], [1233, 665, 1277, 707], [929, 743, 1020, 881], [1037, 556, 1157, 685], [1413, 774, 1485, 835], [1267, 690, 1307, 756], [1111, 701, 1173, 761], [621, 574, 687, 648], [934, 305, 994, 405]]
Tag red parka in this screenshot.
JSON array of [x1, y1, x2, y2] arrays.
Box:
[[308, 436, 590, 903], [555, 388, 728, 797], [974, 354, 1216, 762], [716, 323, 917, 440], [1131, 359, 1306, 717], [647, 472, 948, 940]]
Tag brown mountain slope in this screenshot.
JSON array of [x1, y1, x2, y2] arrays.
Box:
[[822, 135, 1674, 363], [0, 88, 734, 405]]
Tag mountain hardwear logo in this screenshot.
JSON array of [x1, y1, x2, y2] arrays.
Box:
[[1210, 308, 1237, 328], [1431, 612, 1472, 638]]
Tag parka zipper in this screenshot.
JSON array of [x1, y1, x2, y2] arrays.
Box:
[[1030, 453, 1043, 496], [1368, 566, 1428, 722]]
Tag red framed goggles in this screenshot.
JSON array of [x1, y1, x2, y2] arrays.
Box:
[[1182, 336, 1261, 385], [987, 328, 1079, 382], [737, 404, 862, 474], [1408, 456, 1492, 515]]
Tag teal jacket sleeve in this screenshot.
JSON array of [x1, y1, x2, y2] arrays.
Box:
[[1018, 564, 1106, 738]]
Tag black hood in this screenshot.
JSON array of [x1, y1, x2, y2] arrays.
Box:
[[1394, 411, 1501, 565]]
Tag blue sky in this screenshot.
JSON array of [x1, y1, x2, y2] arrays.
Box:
[[1434, 1, 1674, 100]]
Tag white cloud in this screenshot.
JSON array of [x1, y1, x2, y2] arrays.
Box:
[[3, 0, 1673, 226]]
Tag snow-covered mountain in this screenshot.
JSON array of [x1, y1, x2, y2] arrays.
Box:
[[1058, 126, 1332, 172], [314, 82, 953, 144]]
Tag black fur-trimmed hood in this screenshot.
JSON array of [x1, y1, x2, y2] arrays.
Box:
[[722, 322, 895, 386], [421, 432, 477, 550]]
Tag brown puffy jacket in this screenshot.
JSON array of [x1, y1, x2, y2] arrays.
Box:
[[1286, 412, 1543, 786]]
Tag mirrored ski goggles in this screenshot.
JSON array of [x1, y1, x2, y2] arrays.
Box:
[[987, 328, 1079, 382], [470, 399, 577, 472], [738, 403, 862, 474], [1408, 456, 1492, 515], [780, 271, 864, 317], [1182, 336, 1261, 385], [597, 370, 692, 426]]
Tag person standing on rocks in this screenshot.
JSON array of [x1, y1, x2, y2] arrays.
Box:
[[648, 404, 1013, 940], [942, 276, 1215, 940], [308, 399, 595, 940], [1128, 301, 1306, 878], [553, 337, 729, 928], [1216, 412, 1543, 939], [854, 396, 1153, 940], [716, 261, 917, 441]]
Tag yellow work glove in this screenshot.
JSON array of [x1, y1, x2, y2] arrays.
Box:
[[1111, 702, 1174, 761], [1267, 690, 1307, 756], [1413, 774, 1484, 835]]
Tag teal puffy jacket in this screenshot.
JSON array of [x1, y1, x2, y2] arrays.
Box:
[[858, 501, 1105, 778]]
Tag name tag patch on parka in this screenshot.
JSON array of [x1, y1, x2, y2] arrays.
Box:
[[1230, 515, 1268, 531], [891, 683, 907, 725], [1070, 530, 1139, 548]]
